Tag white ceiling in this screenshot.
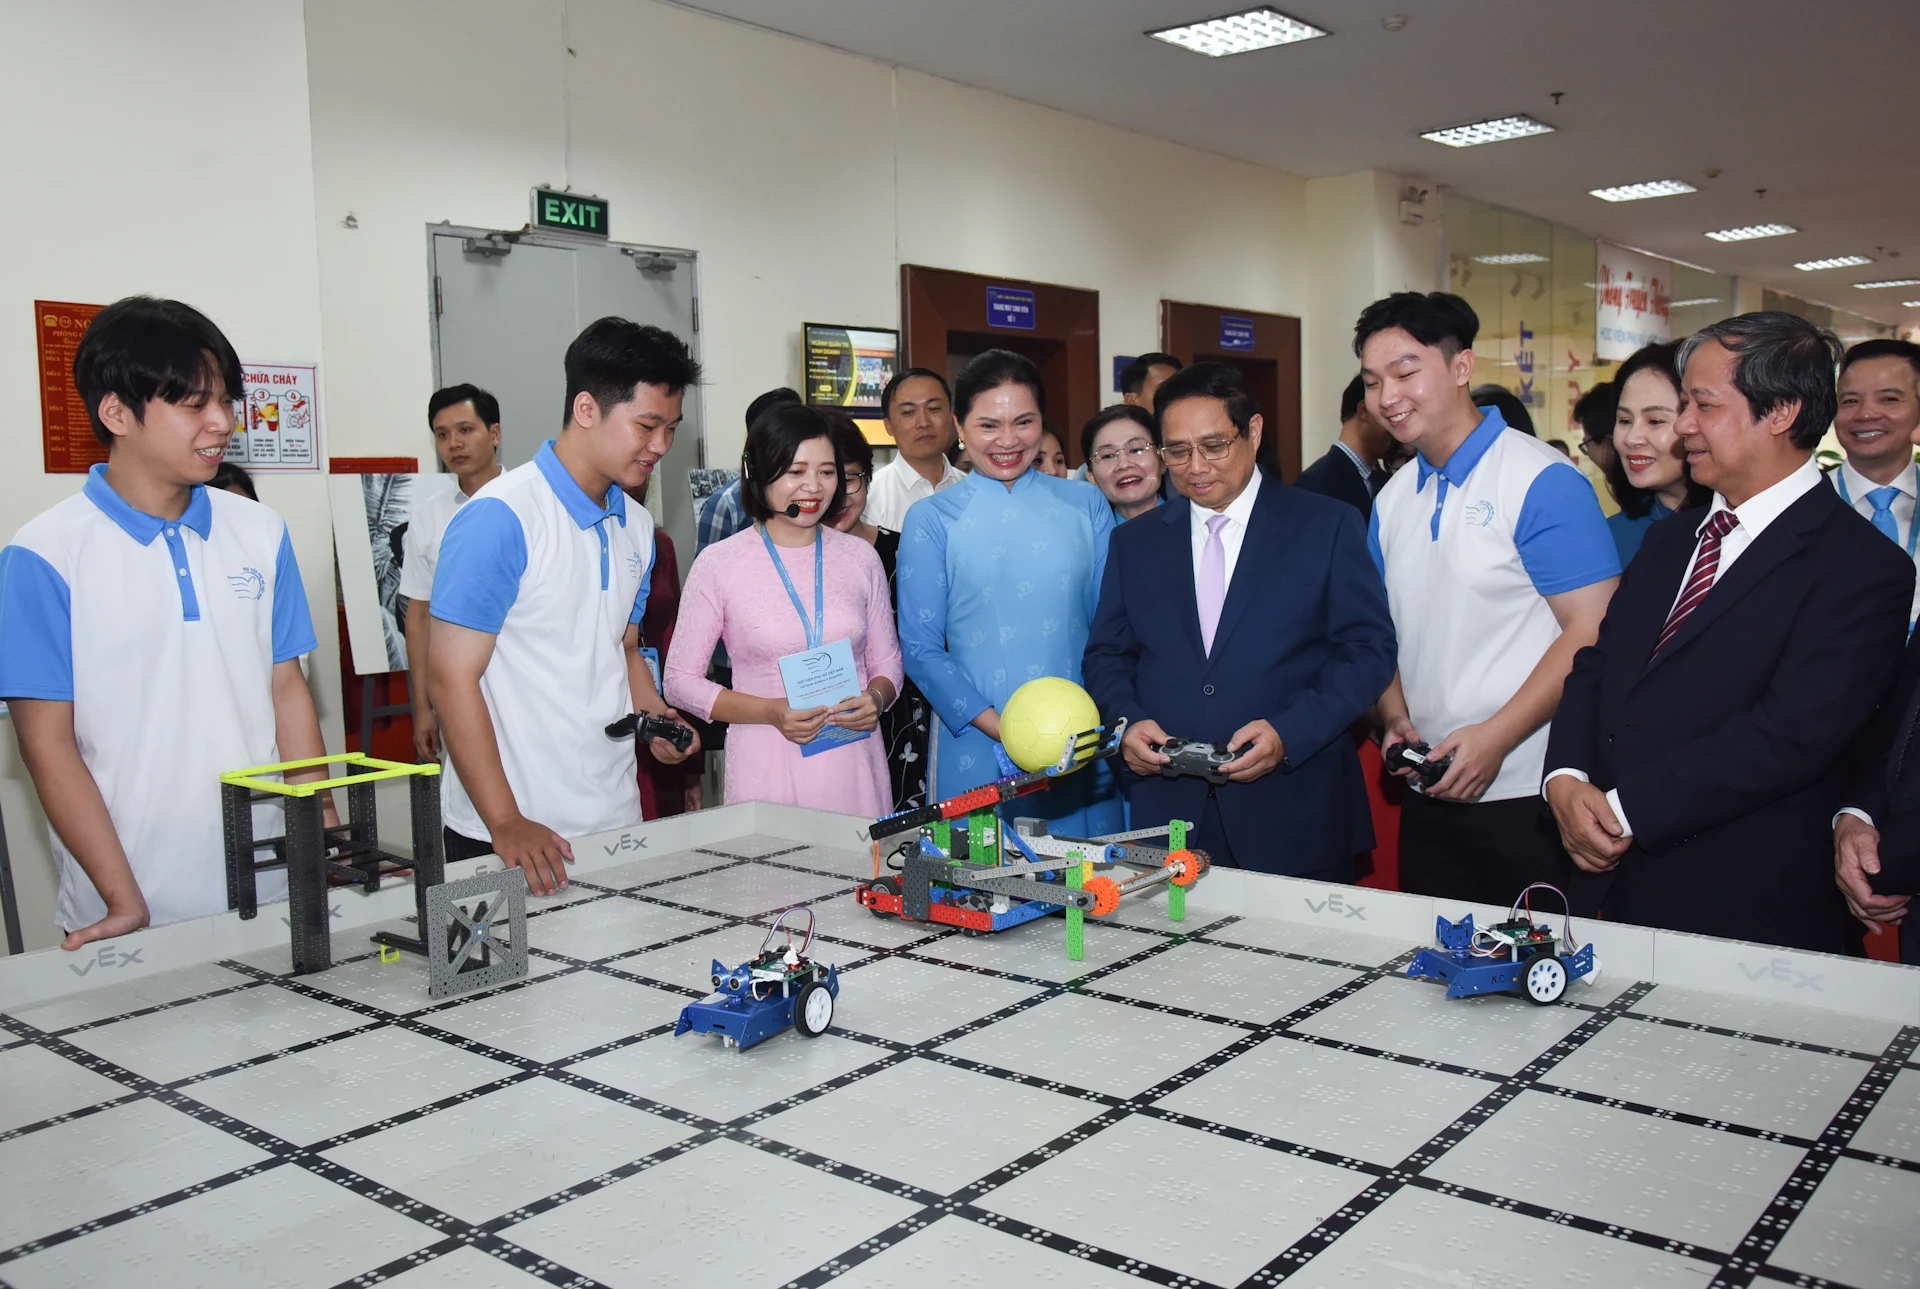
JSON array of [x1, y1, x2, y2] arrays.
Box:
[[671, 0, 1920, 326]]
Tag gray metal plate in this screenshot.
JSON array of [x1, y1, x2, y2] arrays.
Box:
[[425, 869, 530, 999]]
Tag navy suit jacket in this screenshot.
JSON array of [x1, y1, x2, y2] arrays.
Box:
[[1294, 445, 1373, 520], [1546, 482, 1912, 952], [1082, 471, 1397, 873], [1844, 629, 1920, 898]]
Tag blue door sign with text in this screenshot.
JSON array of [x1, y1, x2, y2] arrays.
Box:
[[987, 286, 1036, 330], [1219, 315, 1256, 351]]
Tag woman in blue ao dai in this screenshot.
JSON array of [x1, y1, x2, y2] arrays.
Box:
[[896, 350, 1123, 835]]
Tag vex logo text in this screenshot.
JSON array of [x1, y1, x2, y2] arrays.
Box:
[[1305, 891, 1366, 920], [602, 833, 650, 856], [1737, 957, 1824, 991], [67, 943, 144, 976]]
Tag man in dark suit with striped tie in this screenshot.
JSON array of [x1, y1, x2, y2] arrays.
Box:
[[1544, 313, 1913, 952]]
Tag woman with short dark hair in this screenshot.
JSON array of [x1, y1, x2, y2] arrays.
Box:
[[665, 403, 902, 814], [1081, 404, 1163, 521]]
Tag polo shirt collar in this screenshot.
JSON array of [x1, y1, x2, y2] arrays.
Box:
[[534, 440, 625, 529], [1415, 406, 1507, 493], [83, 464, 213, 545]]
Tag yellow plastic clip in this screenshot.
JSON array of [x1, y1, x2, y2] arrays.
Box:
[[1081, 860, 1094, 883], [379, 944, 401, 964]]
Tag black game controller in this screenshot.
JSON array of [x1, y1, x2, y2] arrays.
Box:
[[1150, 738, 1246, 785], [605, 712, 696, 755], [1383, 740, 1452, 787]]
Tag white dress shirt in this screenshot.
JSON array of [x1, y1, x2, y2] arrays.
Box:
[[1189, 468, 1263, 595], [1830, 459, 1920, 624], [1546, 455, 1825, 835], [865, 453, 965, 532]]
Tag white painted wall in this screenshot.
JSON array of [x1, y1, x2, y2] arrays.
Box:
[[302, 0, 1308, 470], [1303, 169, 1443, 461], [2, 0, 1404, 950], [0, 0, 338, 951]]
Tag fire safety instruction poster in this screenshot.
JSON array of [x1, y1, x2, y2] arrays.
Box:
[[227, 362, 322, 471]]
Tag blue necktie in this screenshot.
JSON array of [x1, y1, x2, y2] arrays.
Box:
[[1866, 485, 1902, 545]]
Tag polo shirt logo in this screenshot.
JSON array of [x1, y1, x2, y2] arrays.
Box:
[[227, 567, 267, 600], [626, 552, 644, 579], [1465, 500, 1496, 528]]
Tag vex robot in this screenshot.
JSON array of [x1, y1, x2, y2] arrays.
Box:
[[675, 907, 840, 1050], [857, 719, 1210, 960], [1406, 883, 1598, 1005]]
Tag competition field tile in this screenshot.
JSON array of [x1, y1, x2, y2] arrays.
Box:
[[2, 828, 1913, 1289]]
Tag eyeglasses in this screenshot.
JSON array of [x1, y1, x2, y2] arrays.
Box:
[[1577, 439, 1607, 458], [1158, 432, 1242, 467], [1089, 441, 1157, 469], [841, 470, 869, 491]]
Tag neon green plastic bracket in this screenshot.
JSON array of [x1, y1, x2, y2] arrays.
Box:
[[220, 753, 439, 798], [1168, 818, 1192, 922], [1065, 848, 1086, 961]]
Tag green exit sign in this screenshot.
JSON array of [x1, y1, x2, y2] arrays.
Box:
[[531, 188, 609, 236]]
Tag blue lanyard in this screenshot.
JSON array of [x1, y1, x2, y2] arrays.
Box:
[[759, 524, 825, 649], [1835, 468, 1920, 557]]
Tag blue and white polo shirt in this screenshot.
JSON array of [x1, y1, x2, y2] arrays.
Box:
[[430, 440, 653, 842], [1369, 407, 1620, 801], [0, 467, 317, 931]]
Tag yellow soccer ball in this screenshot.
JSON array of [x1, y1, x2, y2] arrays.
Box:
[[999, 677, 1101, 772]]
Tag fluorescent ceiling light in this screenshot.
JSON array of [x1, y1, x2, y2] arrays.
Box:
[[1905, 300, 1920, 308], [1854, 278, 1920, 290], [1794, 255, 1873, 271], [1704, 223, 1797, 242], [1590, 180, 1696, 202], [1421, 115, 1554, 148], [1148, 7, 1328, 56], [1472, 252, 1549, 265], [1671, 297, 1724, 307]]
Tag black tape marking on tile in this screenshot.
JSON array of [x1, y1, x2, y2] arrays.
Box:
[[2, 846, 1915, 1289]]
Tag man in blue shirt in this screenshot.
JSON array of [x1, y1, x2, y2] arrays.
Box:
[[430, 319, 703, 896], [1363, 293, 1620, 905], [0, 297, 330, 947]]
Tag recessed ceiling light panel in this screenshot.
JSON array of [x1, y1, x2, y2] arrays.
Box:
[[1589, 180, 1696, 202], [1421, 115, 1554, 148], [1904, 300, 1920, 308], [1148, 7, 1328, 56], [1854, 278, 1920, 290], [1703, 223, 1798, 242], [1471, 253, 1550, 265], [1793, 255, 1873, 271]]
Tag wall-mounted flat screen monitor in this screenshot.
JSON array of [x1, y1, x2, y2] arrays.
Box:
[[803, 323, 900, 413]]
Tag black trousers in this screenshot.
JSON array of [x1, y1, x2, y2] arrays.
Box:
[[443, 827, 494, 864], [1398, 791, 1572, 907], [1194, 792, 1357, 885]]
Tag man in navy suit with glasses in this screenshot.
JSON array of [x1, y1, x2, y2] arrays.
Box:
[[1083, 363, 1396, 879]]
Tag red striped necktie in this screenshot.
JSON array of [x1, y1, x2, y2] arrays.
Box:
[[1652, 509, 1739, 657]]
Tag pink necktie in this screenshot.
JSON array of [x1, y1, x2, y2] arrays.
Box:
[[1198, 513, 1230, 655]]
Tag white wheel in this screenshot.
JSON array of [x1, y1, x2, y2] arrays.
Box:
[[1523, 954, 1568, 1005], [794, 980, 834, 1037]]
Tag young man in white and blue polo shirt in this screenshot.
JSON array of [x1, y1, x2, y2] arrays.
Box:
[[1361, 293, 1621, 905], [0, 297, 330, 949], [429, 318, 702, 897]]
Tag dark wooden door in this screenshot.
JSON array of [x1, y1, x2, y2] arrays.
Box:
[[902, 265, 1101, 467], [1161, 301, 1302, 481]]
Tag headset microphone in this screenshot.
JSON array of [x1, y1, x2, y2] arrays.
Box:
[[783, 503, 802, 518]]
